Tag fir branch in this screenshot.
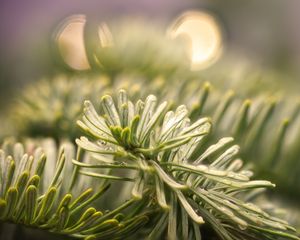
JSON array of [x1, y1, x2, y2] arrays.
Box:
[[173, 80, 300, 199], [0, 139, 148, 239], [76, 90, 300, 240]]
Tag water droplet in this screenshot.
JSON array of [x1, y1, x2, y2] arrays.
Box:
[[101, 140, 107, 145]]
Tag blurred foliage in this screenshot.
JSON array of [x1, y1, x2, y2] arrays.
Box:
[[10, 76, 109, 141]]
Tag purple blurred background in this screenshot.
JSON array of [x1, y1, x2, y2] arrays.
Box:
[[0, 0, 299, 100]]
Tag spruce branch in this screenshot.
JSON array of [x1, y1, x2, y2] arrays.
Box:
[[76, 90, 299, 240]]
